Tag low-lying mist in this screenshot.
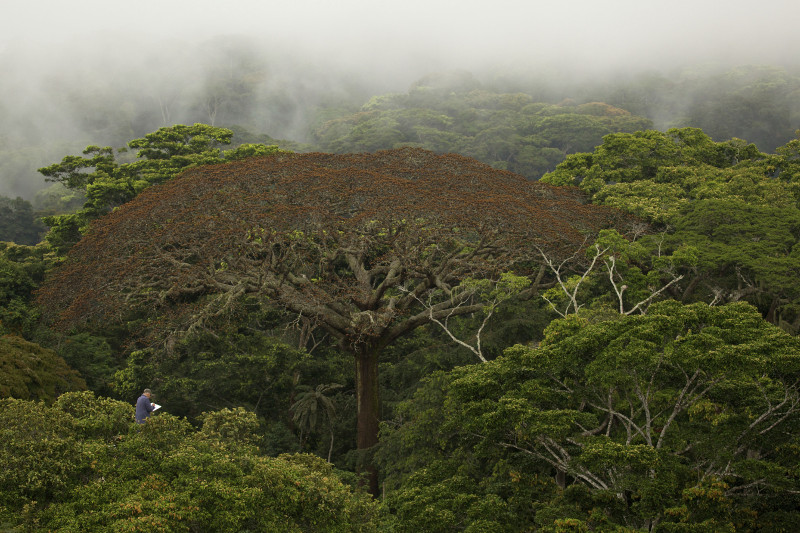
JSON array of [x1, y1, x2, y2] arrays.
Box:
[[2, 0, 799, 200]]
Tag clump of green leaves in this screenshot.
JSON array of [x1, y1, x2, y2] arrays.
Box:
[[0, 335, 85, 402], [0, 391, 384, 531], [38, 123, 288, 254], [542, 127, 800, 333], [378, 301, 800, 531]]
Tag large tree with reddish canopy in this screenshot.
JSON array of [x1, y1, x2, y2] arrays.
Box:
[[38, 147, 624, 493]]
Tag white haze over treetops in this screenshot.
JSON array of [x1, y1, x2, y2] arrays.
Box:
[[3, 0, 799, 75], [0, 0, 799, 199]]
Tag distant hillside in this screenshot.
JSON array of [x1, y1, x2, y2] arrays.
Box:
[[312, 78, 652, 179]]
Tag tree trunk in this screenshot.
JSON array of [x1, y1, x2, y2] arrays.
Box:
[[766, 296, 780, 325], [680, 274, 701, 302], [355, 346, 380, 496], [328, 423, 335, 463]]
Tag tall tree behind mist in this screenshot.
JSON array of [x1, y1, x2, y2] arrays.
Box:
[[560, 64, 800, 152]]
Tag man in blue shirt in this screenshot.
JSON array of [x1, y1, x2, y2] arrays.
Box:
[[135, 388, 155, 423]]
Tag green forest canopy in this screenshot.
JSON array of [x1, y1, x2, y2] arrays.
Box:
[[36, 147, 625, 495], [2, 64, 800, 530]]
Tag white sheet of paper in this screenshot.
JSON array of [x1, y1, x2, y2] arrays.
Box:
[[153, 404, 161, 411]]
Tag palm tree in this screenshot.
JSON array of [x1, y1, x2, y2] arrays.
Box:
[[290, 383, 342, 462]]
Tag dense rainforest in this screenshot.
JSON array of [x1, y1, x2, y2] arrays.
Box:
[[2, 59, 800, 531]]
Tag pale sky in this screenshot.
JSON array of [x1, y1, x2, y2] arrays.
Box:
[[3, 0, 799, 72]]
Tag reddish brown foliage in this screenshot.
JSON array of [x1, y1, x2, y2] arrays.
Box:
[[38, 147, 626, 494], [39, 148, 622, 346]]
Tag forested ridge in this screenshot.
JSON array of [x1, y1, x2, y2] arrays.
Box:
[[2, 61, 800, 531]]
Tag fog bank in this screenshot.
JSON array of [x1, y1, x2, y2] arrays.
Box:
[[1, 0, 799, 199]]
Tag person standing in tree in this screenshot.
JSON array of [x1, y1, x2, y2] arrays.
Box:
[[135, 388, 155, 423]]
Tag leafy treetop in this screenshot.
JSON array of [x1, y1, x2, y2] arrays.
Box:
[[0, 335, 85, 402], [37, 147, 626, 495], [541, 127, 800, 332], [39, 147, 624, 349], [37, 123, 288, 254], [378, 300, 800, 531]]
